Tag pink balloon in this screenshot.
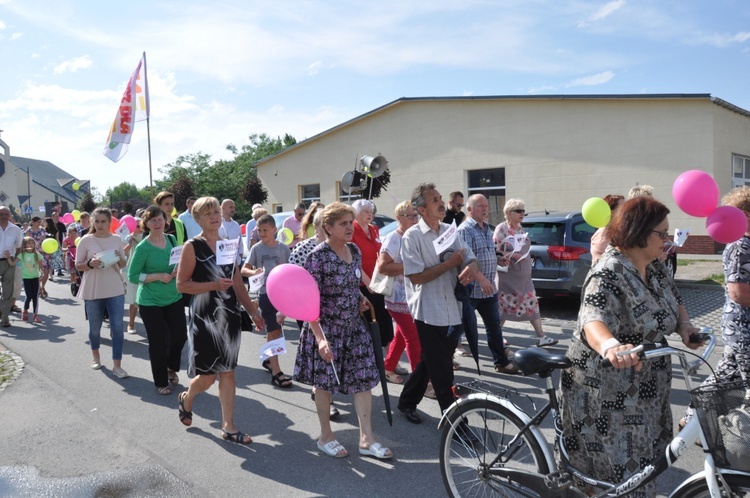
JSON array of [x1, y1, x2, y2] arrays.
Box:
[[672, 170, 720, 217], [266, 264, 320, 321], [120, 214, 138, 233], [61, 213, 74, 224], [706, 206, 747, 244]]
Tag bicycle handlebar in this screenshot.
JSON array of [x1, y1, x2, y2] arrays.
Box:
[[599, 333, 716, 368]]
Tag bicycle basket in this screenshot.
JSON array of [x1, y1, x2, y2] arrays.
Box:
[[690, 379, 750, 471]]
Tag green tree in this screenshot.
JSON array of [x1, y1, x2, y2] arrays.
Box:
[[240, 176, 268, 206], [78, 192, 97, 213], [169, 176, 196, 212], [106, 182, 150, 207]]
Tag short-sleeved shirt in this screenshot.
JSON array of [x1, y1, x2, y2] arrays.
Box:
[[20, 252, 41, 279], [352, 221, 381, 280], [289, 237, 320, 267], [457, 217, 497, 299], [401, 218, 477, 326], [75, 234, 126, 300], [381, 230, 407, 310], [282, 216, 302, 248], [245, 241, 290, 294], [0, 222, 23, 257], [722, 235, 750, 345], [219, 218, 243, 260], [178, 211, 202, 239]]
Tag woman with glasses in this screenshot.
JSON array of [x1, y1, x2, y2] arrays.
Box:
[[559, 196, 701, 495], [493, 199, 557, 347], [379, 201, 421, 384]]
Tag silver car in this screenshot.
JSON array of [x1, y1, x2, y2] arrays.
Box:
[[520, 211, 595, 299]]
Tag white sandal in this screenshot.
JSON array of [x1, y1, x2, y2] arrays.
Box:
[[317, 439, 348, 458], [359, 442, 392, 459]]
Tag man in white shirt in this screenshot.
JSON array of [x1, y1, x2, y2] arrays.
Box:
[[177, 196, 201, 239], [0, 206, 23, 326], [282, 203, 306, 248], [219, 199, 244, 264]]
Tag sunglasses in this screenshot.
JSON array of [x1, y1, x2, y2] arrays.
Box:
[[511, 209, 526, 214]]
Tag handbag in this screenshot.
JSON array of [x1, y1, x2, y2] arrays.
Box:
[[369, 264, 394, 296]]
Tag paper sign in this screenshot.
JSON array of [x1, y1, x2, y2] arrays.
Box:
[[433, 220, 457, 255], [115, 222, 130, 241], [258, 336, 287, 362], [674, 228, 690, 247], [39, 206, 46, 213], [216, 239, 240, 266], [248, 269, 265, 292], [95, 249, 119, 268], [169, 245, 183, 265]]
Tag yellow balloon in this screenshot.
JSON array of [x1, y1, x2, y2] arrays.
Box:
[[581, 197, 611, 228], [277, 227, 294, 245], [74, 237, 81, 247], [72, 210, 81, 222], [41, 238, 59, 254], [72, 182, 80, 191]]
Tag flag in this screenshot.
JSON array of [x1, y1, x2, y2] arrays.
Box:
[[103, 52, 150, 162]]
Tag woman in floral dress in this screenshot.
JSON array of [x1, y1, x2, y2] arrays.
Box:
[[294, 202, 392, 460], [493, 198, 557, 347]]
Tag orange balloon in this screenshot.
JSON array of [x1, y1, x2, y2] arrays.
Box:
[[110, 217, 120, 233]]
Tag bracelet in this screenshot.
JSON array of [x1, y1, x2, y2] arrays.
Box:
[[86, 259, 94, 269], [599, 337, 622, 359]]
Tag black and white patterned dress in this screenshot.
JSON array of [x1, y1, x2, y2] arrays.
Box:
[[187, 237, 242, 377], [559, 247, 681, 497]]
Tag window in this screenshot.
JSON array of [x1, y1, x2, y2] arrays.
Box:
[[467, 168, 506, 225], [272, 204, 283, 213], [337, 181, 362, 203], [299, 184, 321, 208], [571, 220, 596, 243], [733, 155, 750, 188]]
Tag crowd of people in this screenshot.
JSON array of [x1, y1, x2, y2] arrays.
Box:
[[0, 180, 747, 490]]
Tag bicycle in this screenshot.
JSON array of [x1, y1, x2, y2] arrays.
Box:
[[438, 332, 750, 497]]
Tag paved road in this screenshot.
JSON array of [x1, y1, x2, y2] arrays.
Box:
[[0, 276, 726, 497]]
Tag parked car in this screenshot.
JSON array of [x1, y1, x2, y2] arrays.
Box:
[[520, 211, 595, 299], [270, 211, 395, 232]]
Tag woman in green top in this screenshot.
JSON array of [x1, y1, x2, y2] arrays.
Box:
[[128, 205, 188, 395]]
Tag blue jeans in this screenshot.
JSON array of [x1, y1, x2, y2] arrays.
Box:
[[85, 295, 125, 360], [462, 293, 508, 367]]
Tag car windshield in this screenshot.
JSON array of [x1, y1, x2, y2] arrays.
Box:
[[522, 222, 566, 246]]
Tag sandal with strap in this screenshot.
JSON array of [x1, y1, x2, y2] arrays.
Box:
[[157, 386, 172, 395], [271, 372, 293, 388], [261, 359, 272, 374], [221, 429, 253, 445], [167, 370, 179, 385], [178, 392, 192, 427]]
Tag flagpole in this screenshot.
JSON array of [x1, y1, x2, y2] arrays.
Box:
[[143, 51, 154, 200]]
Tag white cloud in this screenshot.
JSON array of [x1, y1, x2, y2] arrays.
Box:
[[0, 20, 6, 29], [9, 32, 21, 40], [691, 31, 750, 48], [578, 0, 626, 28], [307, 61, 323, 76], [566, 71, 615, 87], [53, 55, 93, 74]]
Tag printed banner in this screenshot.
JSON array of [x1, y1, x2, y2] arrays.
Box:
[[103, 52, 150, 162], [433, 220, 457, 255]]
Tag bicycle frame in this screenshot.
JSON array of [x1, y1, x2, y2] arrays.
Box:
[[440, 334, 750, 497]]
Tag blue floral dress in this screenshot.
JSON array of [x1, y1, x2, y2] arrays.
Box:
[[293, 242, 379, 395]]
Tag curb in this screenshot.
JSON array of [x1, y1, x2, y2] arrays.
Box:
[[0, 342, 25, 392], [675, 281, 725, 291]]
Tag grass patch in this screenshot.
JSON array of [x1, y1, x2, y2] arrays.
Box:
[[694, 274, 725, 286], [676, 259, 719, 266]]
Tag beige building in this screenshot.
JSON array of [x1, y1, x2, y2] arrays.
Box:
[[257, 94, 750, 254], [0, 136, 88, 219]]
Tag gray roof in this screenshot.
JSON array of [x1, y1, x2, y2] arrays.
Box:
[[10, 156, 89, 203], [256, 93, 749, 166]]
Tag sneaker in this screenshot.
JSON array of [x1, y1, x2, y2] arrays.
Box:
[[454, 345, 471, 357], [394, 365, 410, 376], [22, 310, 28, 321], [537, 336, 558, 347], [112, 367, 129, 379], [32, 315, 42, 324], [126, 326, 137, 334]]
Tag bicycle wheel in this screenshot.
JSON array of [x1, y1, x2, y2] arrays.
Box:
[[674, 472, 750, 497], [440, 398, 550, 497]]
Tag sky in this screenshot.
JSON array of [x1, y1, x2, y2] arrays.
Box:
[[1, 0, 749, 195]]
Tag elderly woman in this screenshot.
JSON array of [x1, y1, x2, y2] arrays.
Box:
[[74, 207, 129, 378], [590, 194, 625, 264], [176, 197, 264, 444], [681, 186, 750, 427], [351, 199, 394, 345], [559, 196, 701, 495], [379, 200, 421, 384], [293, 202, 392, 460], [493, 199, 557, 347], [128, 206, 187, 395]]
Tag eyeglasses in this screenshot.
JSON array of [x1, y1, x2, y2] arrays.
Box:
[[401, 213, 418, 220], [454, 203, 465, 208], [512, 209, 526, 215], [651, 229, 670, 241]]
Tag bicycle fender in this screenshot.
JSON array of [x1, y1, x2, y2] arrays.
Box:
[[438, 393, 556, 471], [668, 469, 750, 498]]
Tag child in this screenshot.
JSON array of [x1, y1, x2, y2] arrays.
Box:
[[241, 214, 292, 388], [122, 219, 144, 334], [62, 226, 79, 294], [20, 237, 43, 323]]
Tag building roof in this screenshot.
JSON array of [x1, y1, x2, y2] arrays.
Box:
[[11, 155, 89, 203], [256, 93, 749, 166]]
